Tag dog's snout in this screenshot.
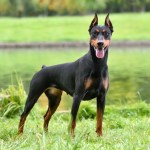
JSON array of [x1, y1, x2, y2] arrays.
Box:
[[97, 41, 104, 47]]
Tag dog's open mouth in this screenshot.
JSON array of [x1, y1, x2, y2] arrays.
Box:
[[94, 47, 105, 59]]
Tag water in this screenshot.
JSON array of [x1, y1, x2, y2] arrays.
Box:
[[0, 49, 150, 110]]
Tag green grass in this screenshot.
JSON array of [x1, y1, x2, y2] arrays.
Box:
[[0, 102, 149, 149], [0, 13, 150, 42]]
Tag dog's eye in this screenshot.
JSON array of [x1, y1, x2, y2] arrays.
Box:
[[92, 31, 99, 38], [103, 32, 109, 38]]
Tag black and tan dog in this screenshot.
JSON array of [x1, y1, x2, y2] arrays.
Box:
[[18, 13, 113, 137]]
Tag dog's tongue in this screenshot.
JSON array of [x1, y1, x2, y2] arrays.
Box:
[[96, 49, 104, 58]]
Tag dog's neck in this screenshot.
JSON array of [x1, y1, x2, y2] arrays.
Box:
[[89, 44, 108, 66]]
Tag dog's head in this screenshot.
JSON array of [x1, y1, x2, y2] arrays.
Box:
[[89, 13, 113, 59]]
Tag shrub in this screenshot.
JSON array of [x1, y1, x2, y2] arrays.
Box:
[[78, 103, 96, 120], [105, 102, 150, 117], [0, 80, 26, 118]]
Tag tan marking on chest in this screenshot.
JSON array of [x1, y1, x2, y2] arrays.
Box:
[[96, 29, 99, 33], [102, 29, 106, 32], [102, 78, 109, 91], [85, 79, 94, 89]]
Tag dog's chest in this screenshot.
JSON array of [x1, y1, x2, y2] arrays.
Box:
[[83, 76, 101, 100]]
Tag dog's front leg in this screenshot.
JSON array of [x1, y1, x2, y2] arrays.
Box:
[[96, 67, 109, 136], [69, 94, 83, 137], [96, 94, 105, 136]]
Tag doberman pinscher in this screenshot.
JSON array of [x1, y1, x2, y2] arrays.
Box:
[[18, 13, 113, 137]]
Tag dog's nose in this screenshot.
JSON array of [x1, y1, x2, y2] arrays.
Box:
[[97, 41, 104, 47]]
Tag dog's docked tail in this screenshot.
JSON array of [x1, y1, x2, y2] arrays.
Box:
[[42, 65, 47, 69]]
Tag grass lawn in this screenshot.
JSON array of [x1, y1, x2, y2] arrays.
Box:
[[0, 13, 150, 42], [0, 102, 149, 149]]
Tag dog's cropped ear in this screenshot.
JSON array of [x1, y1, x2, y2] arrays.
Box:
[[105, 13, 113, 33], [88, 13, 98, 33]]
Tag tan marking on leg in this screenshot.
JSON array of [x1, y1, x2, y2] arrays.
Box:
[[68, 116, 76, 138], [43, 89, 62, 132], [71, 120, 76, 138], [44, 108, 51, 132], [45, 87, 62, 96], [96, 108, 103, 136], [18, 115, 27, 134]]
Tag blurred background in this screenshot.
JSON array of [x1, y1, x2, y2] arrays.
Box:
[[0, 0, 150, 16], [0, 0, 150, 111]]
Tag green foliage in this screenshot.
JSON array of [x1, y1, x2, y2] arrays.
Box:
[[0, 0, 47, 17], [77, 101, 150, 120], [0, 0, 10, 16], [0, 80, 26, 118], [48, 0, 106, 15], [78, 102, 96, 120], [0, 0, 150, 16], [105, 102, 150, 117]]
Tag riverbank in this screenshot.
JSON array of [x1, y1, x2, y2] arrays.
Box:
[[0, 41, 150, 49]]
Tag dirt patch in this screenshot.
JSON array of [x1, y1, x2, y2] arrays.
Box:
[[0, 41, 150, 49]]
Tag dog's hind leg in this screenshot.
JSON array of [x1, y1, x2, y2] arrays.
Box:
[[18, 72, 48, 134], [43, 88, 62, 132], [18, 91, 42, 134]]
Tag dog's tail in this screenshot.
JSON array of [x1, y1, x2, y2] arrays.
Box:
[[42, 65, 47, 69]]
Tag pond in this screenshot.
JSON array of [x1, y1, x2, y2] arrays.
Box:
[[0, 48, 150, 110]]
